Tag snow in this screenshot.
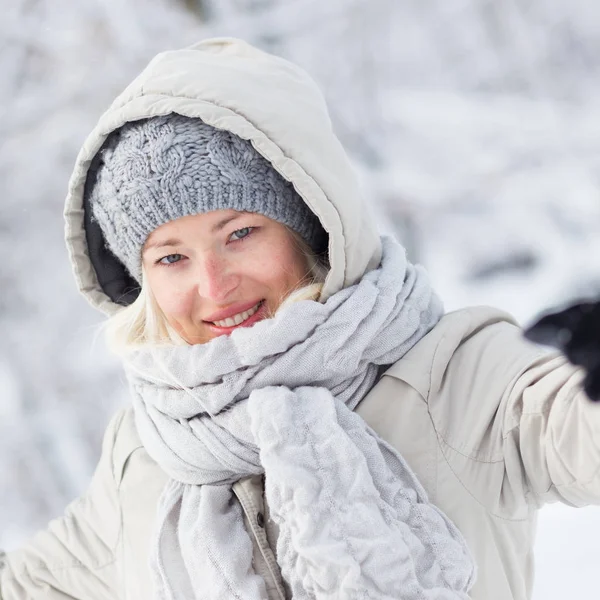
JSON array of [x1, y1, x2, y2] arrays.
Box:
[[1, 1, 599, 598]]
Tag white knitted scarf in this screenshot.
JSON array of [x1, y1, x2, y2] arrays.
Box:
[[126, 237, 476, 599]]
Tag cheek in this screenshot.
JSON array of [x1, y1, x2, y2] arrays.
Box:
[[251, 243, 307, 288], [150, 277, 196, 320]]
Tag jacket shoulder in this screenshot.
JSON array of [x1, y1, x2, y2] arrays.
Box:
[[384, 306, 548, 460], [385, 306, 521, 396], [0, 409, 139, 599]]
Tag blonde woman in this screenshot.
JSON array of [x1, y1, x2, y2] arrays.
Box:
[[1, 38, 598, 600]]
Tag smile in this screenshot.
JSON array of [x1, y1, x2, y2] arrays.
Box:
[[210, 301, 263, 328]]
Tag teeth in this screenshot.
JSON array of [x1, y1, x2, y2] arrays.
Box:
[[213, 302, 261, 328]]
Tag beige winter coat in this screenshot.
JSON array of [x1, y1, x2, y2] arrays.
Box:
[[2, 38, 600, 600]]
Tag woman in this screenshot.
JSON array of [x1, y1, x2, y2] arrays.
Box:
[[1, 38, 598, 600]]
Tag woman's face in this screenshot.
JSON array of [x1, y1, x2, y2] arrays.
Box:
[[142, 210, 311, 344]]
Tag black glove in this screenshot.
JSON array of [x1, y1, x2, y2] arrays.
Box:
[[524, 300, 600, 401]]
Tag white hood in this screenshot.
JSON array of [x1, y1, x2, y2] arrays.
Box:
[[64, 38, 382, 315]]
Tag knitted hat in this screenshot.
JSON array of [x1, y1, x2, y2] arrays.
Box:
[[87, 114, 326, 282]]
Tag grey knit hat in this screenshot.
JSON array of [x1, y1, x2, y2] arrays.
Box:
[[88, 114, 326, 282]]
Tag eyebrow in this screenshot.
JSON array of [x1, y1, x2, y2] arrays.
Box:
[[143, 213, 244, 253]]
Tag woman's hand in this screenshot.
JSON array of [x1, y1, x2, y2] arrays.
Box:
[[524, 300, 600, 401]]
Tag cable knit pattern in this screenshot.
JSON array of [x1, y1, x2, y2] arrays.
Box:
[[126, 237, 476, 600], [88, 115, 325, 282]]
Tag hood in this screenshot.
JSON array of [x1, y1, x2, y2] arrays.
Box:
[[64, 38, 382, 315]]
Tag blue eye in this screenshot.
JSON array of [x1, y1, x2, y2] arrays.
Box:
[[158, 253, 183, 266], [229, 227, 254, 242]]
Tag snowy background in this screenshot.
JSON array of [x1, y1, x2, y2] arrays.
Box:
[[1, 1, 600, 598]]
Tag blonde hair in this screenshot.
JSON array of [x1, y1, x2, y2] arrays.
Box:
[[102, 229, 328, 357]]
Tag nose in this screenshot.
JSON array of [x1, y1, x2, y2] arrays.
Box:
[[195, 252, 239, 302]]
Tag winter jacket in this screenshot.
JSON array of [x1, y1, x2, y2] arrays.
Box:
[[2, 38, 600, 600]]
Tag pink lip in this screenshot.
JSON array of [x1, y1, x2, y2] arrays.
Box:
[[203, 299, 264, 323], [204, 300, 267, 336]]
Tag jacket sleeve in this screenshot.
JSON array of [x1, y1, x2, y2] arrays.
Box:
[[503, 348, 600, 507], [428, 313, 600, 510], [0, 409, 128, 600]]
